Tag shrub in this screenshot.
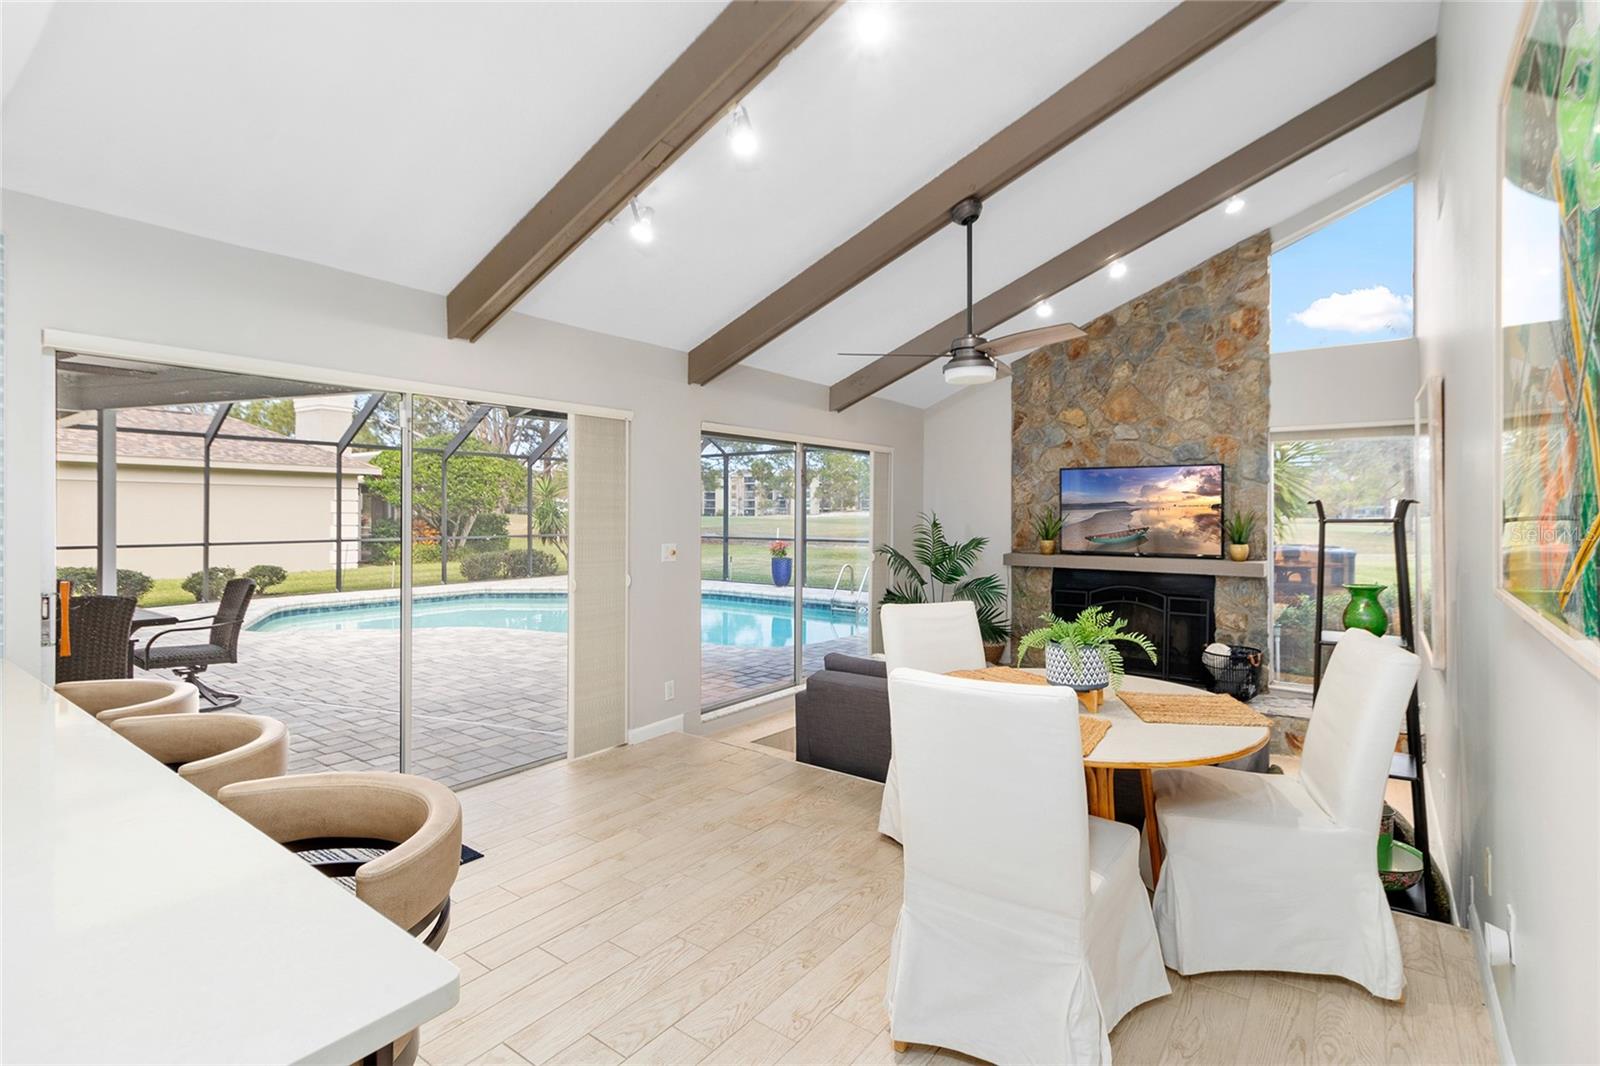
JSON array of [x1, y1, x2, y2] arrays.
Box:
[[56, 566, 154, 601], [412, 542, 441, 565], [245, 564, 288, 592], [181, 566, 237, 602], [465, 513, 510, 554], [460, 552, 507, 583]]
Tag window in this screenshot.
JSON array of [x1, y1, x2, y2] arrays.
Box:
[[1270, 183, 1415, 353], [702, 490, 716, 517]]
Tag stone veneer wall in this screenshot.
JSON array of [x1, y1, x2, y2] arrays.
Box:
[[1010, 232, 1271, 671]]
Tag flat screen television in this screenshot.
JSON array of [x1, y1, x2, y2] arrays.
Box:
[[1058, 463, 1224, 558]]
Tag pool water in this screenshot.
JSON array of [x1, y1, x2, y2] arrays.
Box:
[[248, 591, 865, 648]]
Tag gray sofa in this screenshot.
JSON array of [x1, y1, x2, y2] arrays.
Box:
[[793, 652, 1270, 826], [794, 653, 891, 783]]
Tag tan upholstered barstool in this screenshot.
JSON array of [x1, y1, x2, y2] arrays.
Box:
[[217, 772, 463, 1066], [112, 713, 289, 798], [55, 678, 200, 723]]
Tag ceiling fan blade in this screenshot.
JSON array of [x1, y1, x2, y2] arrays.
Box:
[[838, 352, 949, 359], [976, 322, 1085, 357], [994, 360, 1012, 380]]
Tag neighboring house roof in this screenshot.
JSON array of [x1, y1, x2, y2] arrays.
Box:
[[57, 408, 381, 474]]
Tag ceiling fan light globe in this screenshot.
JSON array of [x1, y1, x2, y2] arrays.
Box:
[[943, 360, 996, 386]]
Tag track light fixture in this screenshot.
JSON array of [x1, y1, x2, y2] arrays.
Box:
[[628, 199, 655, 245], [728, 104, 758, 159]]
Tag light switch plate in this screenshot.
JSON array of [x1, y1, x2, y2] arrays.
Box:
[[661, 543, 678, 562]]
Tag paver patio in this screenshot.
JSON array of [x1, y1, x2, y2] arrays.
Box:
[[136, 578, 868, 788]]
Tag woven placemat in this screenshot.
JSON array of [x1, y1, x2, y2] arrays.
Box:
[[945, 666, 1049, 686], [945, 668, 1111, 755], [1118, 690, 1271, 727], [1078, 715, 1112, 757]]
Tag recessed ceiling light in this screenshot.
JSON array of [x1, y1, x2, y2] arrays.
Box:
[[1034, 300, 1054, 319], [628, 199, 655, 245], [1225, 196, 1246, 215], [853, 4, 890, 48], [728, 105, 758, 159], [1108, 260, 1128, 280]]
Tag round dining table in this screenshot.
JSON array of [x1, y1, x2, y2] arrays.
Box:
[[1020, 670, 1271, 882]]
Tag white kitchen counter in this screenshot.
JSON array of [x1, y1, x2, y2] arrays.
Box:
[[1, 663, 459, 1064]]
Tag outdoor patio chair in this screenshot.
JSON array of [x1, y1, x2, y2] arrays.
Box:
[[133, 578, 255, 709], [56, 595, 137, 682]]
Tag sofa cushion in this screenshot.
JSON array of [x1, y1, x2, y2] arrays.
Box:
[[822, 653, 887, 678]]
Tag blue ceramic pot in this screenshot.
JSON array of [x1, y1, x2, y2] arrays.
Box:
[[771, 556, 793, 588]]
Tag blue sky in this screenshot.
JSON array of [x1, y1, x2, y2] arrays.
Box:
[[1270, 182, 1414, 352]]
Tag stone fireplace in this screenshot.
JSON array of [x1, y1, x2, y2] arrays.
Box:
[[1006, 232, 1272, 678]]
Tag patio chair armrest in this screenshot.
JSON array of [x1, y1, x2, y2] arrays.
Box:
[[141, 621, 236, 654]]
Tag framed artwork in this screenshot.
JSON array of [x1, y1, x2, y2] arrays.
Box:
[[1498, 0, 1600, 677], [1414, 376, 1446, 668]]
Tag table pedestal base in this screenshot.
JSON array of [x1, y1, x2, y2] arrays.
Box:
[[1084, 767, 1163, 884]]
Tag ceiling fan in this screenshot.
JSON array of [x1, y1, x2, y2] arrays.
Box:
[[840, 197, 1084, 385]]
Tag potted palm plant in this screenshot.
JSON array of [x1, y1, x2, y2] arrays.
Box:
[[1034, 507, 1064, 555], [1017, 607, 1158, 697], [769, 540, 792, 587], [1224, 510, 1258, 562], [876, 513, 1010, 662]]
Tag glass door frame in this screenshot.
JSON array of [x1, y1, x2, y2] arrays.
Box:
[[699, 425, 885, 718]]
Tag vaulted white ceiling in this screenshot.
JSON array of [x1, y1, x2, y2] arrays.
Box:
[[2, 1, 1439, 410]]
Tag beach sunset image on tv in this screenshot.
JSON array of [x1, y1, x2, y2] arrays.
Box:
[[1058, 464, 1224, 557]]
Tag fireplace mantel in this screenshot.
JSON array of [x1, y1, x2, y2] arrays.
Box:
[[1002, 552, 1267, 580]]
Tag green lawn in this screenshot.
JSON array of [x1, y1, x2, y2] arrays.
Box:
[[698, 511, 870, 540], [136, 558, 566, 608], [1277, 517, 1401, 589]]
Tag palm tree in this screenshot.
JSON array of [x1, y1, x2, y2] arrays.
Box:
[[1273, 439, 1327, 542], [531, 472, 568, 561]]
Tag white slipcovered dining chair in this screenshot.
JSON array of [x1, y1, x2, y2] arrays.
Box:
[[877, 602, 988, 842], [1150, 628, 1420, 998], [884, 669, 1170, 1063]]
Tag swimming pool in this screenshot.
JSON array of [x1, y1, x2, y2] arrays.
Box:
[[248, 591, 866, 647]]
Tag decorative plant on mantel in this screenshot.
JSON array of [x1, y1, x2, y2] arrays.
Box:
[[1033, 507, 1064, 555], [876, 513, 1010, 648], [1017, 606, 1158, 693], [1224, 510, 1259, 562]]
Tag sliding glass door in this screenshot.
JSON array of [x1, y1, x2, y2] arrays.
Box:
[[699, 434, 875, 713], [53, 353, 570, 788]]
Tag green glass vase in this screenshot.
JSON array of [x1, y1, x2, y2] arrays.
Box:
[[1342, 583, 1389, 637]]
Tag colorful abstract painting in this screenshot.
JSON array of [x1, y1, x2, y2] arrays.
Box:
[[1500, 0, 1600, 660]]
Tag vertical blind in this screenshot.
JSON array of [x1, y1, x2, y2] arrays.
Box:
[[568, 413, 629, 758]]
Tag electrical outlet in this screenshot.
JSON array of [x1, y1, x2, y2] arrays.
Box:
[[664, 680, 675, 701], [660, 543, 678, 562], [1484, 846, 1493, 897]]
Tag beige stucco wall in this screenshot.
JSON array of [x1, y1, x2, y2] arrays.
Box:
[[56, 458, 366, 579]]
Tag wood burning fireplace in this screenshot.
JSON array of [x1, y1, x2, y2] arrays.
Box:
[[1051, 568, 1216, 684]]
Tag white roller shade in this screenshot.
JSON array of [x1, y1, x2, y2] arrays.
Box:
[[568, 413, 629, 758]]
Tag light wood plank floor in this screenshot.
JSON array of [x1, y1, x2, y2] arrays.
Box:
[[419, 731, 1495, 1065]]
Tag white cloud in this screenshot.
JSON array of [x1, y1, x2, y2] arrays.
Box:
[[1289, 285, 1414, 334]]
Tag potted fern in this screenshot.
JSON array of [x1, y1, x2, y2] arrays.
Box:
[[1224, 510, 1258, 562], [1033, 507, 1064, 555], [1017, 607, 1158, 696], [876, 513, 1010, 662]]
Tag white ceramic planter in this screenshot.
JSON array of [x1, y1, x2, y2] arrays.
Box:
[[1044, 643, 1111, 692]]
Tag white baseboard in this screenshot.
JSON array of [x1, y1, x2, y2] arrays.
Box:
[[1467, 901, 1517, 1065], [628, 715, 684, 745]]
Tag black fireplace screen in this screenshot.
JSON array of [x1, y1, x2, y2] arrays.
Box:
[[1051, 569, 1216, 684]]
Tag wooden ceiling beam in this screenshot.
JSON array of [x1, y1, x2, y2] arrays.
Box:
[[446, 0, 839, 342], [827, 38, 1436, 412], [686, 0, 1278, 387]]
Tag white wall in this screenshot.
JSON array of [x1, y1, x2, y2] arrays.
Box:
[[0, 192, 924, 732], [921, 377, 1011, 583], [1416, 4, 1600, 1061], [1269, 337, 1421, 432]]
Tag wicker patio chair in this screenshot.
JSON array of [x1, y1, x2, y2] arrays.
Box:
[[56, 595, 137, 682], [133, 578, 256, 709]]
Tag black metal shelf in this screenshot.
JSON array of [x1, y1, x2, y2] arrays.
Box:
[[1309, 499, 1442, 922]]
